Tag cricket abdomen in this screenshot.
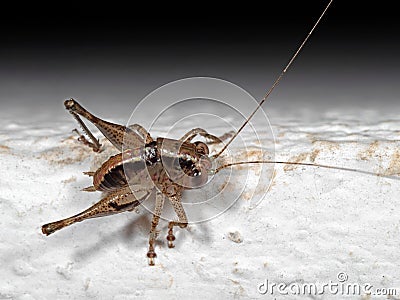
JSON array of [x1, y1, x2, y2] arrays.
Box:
[[92, 146, 158, 192], [93, 153, 128, 192]]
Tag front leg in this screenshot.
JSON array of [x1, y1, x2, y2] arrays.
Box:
[[165, 187, 188, 248]]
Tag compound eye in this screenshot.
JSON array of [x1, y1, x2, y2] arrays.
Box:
[[194, 141, 209, 155], [192, 168, 201, 177]]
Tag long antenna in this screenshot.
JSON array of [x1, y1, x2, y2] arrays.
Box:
[[214, 160, 400, 181], [213, 0, 334, 158]]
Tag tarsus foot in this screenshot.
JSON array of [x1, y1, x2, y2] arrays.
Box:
[[167, 228, 176, 248], [147, 246, 157, 266]]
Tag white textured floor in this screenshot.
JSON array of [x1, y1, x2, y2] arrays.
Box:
[[1, 104, 400, 300]]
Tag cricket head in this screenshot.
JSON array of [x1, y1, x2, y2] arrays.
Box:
[[180, 141, 213, 188], [157, 138, 213, 189]]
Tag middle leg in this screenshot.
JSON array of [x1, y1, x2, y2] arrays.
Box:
[[147, 191, 165, 266]]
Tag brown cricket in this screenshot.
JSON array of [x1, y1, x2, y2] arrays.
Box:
[[42, 98, 223, 265], [41, 0, 397, 265]]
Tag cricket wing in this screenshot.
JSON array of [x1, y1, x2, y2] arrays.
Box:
[[92, 150, 151, 192]]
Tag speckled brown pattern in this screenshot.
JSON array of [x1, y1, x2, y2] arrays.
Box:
[[42, 99, 218, 265]]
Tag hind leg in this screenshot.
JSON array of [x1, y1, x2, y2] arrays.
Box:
[[72, 129, 102, 152], [64, 99, 149, 152], [41, 186, 151, 235], [128, 124, 153, 144]]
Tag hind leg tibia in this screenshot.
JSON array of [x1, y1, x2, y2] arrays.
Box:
[[41, 186, 150, 236]]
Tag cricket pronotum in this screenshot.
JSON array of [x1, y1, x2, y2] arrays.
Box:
[[41, 0, 399, 266]]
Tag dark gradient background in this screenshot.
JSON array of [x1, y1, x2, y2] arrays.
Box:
[[1, 2, 399, 122]]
